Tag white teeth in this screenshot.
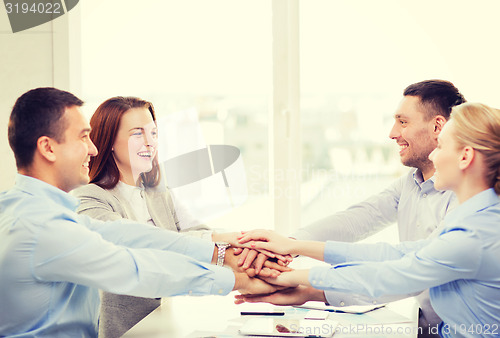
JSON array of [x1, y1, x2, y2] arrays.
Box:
[[399, 144, 408, 151], [138, 151, 153, 158]]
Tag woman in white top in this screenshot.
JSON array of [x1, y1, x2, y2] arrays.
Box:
[[73, 96, 290, 337], [73, 97, 215, 337]]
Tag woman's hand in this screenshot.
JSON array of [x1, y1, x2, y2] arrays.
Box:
[[237, 229, 297, 257], [258, 269, 310, 288]]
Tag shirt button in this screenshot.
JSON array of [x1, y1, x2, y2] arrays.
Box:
[[218, 289, 223, 294], [373, 301, 377, 305], [318, 281, 323, 285], [423, 193, 428, 198], [312, 280, 316, 284], [340, 301, 345, 306], [189, 291, 193, 295]]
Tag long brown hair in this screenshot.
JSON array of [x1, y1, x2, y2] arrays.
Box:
[[89, 96, 161, 189]]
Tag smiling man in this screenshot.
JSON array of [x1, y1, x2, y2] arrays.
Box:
[[238, 80, 466, 338], [0, 87, 276, 337]]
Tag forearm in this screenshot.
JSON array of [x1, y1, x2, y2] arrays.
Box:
[[293, 182, 401, 242], [82, 216, 215, 263], [290, 240, 326, 261]]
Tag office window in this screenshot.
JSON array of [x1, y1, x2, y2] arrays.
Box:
[[299, 0, 500, 242], [81, 0, 500, 235], [81, 0, 272, 230]]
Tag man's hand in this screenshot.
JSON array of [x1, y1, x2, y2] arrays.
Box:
[[224, 248, 286, 278], [233, 272, 283, 295], [233, 248, 292, 276], [234, 285, 327, 305]]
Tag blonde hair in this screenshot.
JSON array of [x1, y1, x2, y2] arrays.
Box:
[[451, 102, 500, 194]]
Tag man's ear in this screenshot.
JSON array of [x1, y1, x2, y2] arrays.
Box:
[[37, 136, 57, 163], [433, 115, 447, 134], [458, 146, 474, 170]]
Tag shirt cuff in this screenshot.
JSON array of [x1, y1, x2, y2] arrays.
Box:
[[323, 241, 352, 265], [200, 230, 214, 241], [309, 266, 332, 290], [209, 265, 235, 296], [291, 229, 316, 241], [196, 240, 216, 264]]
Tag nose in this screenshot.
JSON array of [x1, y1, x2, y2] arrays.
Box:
[[143, 130, 157, 147], [389, 121, 400, 140], [428, 148, 436, 162], [88, 139, 98, 156]]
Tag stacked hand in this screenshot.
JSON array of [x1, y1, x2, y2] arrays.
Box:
[[214, 231, 293, 277], [224, 229, 326, 304]]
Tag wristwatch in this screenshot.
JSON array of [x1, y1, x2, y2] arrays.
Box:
[[215, 242, 231, 266]]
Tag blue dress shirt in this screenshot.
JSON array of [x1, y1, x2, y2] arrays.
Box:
[[309, 188, 500, 338], [294, 169, 457, 326], [0, 174, 234, 337]]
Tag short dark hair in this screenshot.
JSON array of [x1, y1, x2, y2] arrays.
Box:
[[89, 96, 161, 189], [403, 80, 466, 120], [8, 87, 84, 169]]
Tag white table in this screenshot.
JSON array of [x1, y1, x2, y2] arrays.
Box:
[[123, 293, 419, 337]]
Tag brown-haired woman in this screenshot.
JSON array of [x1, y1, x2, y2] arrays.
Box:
[[72, 97, 214, 338]]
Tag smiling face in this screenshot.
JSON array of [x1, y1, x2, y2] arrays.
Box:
[[112, 107, 158, 185], [429, 121, 462, 192], [389, 96, 440, 178], [52, 106, 98, 192]]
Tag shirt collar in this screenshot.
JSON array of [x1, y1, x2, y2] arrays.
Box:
[[444, 188, 500, 224], [411, 168, 437, 194], [14, 174, 80, 211]]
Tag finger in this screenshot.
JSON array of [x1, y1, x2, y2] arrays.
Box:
[[237, 230, 271, 243], [237, 248, 250, 266], [253, 253, 267, 274], [255, 248, 276, 258], [233, 247, 243, 255], [258, 275, 292, 287], [242, 250, 258, 269], [235, 294, 274, 304], [259, 267, 281, 278], [263, 260, 292, 272], [245, 268, 257, 278], [274, 254, 290, 263]]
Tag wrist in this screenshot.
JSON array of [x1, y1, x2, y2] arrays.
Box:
[[214, 242, 231, 267], [306, 287, 327, 303], [232, 272, 247, 291]]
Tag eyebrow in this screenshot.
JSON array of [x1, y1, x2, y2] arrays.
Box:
[[128, 126, 157, 132], [394, 114, 408, 119], [79, 128, 91, 135]]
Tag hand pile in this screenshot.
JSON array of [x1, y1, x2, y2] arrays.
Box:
[[217, 230, 324, 306]]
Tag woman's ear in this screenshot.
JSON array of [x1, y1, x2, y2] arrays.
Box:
[[458, 146, 475, 170], [37, 136, 57, 163]]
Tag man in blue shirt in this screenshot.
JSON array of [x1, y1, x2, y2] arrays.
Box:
[[0, 87, 277, 337], [236, 80, 466, 337]]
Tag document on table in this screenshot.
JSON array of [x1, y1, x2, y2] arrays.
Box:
[[294, 301, 386, 314]]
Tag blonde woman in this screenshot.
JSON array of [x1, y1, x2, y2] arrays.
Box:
[[237, 102, 500, 338]]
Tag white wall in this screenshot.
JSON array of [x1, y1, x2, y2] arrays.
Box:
[[0, 8, 80, 191]]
